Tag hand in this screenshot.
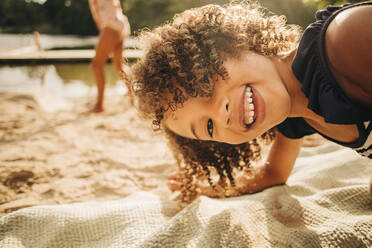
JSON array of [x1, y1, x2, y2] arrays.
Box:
[[167, 172, 181, 192], [167, 172, 226, 198], [167, 165, 273, 198], [233, 165, 269, 194]]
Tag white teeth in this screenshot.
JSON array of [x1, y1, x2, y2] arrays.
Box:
[[244, 86, 255, 125]]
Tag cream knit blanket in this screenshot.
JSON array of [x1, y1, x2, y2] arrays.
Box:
[[1, 143, 372, 248]]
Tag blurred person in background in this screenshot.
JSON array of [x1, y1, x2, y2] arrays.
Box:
[[89, 0, 131, 112]]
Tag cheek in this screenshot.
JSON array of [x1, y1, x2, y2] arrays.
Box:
[[218, 130, 251, 144], [259, 83, 290, 120], [268, 94, 291, 121], [163, 116, 181, 136]]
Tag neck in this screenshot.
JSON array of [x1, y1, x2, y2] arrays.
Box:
[[273, 50, 315, 119]]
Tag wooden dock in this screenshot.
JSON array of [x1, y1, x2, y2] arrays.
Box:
[[0, 46, 143, 64]]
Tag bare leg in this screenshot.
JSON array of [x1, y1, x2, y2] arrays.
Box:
[[33, 31, 43, 52], [112, 37, 133, 105], [112, 39, 124, 76], [90, 27, 120, 112]]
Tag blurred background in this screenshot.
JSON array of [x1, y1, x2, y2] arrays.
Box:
[[0, 0, 367, 35]]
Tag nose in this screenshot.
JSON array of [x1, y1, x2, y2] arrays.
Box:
[[213, 97, 231, 127]]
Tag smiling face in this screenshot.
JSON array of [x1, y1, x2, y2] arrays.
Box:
[[163, 52, 291, 144]]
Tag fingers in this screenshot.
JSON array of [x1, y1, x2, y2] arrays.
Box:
[[166, 171, 227, 198], [167, 172, 180, 180], [167, 179, 217, 197], [167, 179, 181, 192], [167, 171, 181, 192], [200, 186, 221, 198]]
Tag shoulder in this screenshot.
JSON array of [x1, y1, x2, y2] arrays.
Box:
[[325, 4, 372, 106], [326, 4, 372, 55]]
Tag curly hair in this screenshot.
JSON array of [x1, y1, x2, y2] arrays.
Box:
[[130, 1, 301, 204]]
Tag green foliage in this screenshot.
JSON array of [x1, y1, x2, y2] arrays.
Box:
[[260, 0, 317, 28], [0, 0, 47, 33], [43, 0, 97, 35], [308, 0, 367, 9], [124, 0, 229, 33], [0, 0, 96, 34], [125, 0, 176, 33]]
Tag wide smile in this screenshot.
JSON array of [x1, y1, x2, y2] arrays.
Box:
[[240, 84, 265, 131]]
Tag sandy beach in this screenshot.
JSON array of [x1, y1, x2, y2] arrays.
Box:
[[0, 91, 177, 216], [0, 90, 326, 217]]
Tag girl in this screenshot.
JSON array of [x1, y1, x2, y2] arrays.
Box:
[[130, 1, 372, 203], [89, 0, 131, 112]]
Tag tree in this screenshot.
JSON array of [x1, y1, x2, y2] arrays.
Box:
[[0, 0, 46, 33], [43, 0, 96, 35], [309, 0, 367, 8], [261, 0, 317, 28]]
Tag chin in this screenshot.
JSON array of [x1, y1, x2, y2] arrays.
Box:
[[270, 101, 291, 126]]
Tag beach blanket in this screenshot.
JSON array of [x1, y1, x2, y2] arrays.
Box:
[[1, 142, 372, 248]]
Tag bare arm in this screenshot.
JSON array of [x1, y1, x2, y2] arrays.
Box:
[[233, 130, 303, 195], [168, 129, 303, 197], [88, 0, 101, 29]]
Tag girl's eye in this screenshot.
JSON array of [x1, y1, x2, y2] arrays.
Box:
[[207, 119, 214, 138]]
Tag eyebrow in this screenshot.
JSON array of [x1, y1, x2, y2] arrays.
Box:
[[190, 123, 201, 140]]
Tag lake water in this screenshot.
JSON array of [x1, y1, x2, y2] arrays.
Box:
[[0, 63, 127, 98], [0, 34, 133, 99], [0, 33, 138, 51]]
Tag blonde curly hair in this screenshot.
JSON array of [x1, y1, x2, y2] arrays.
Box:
[[130, 1, 301, 204]]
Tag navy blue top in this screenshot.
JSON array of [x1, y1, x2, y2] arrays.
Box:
[[276, 2, 372, 158]]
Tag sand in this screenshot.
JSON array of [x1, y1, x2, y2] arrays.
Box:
[[0, 91, 176, 216], [0, 90, 326, 216]]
